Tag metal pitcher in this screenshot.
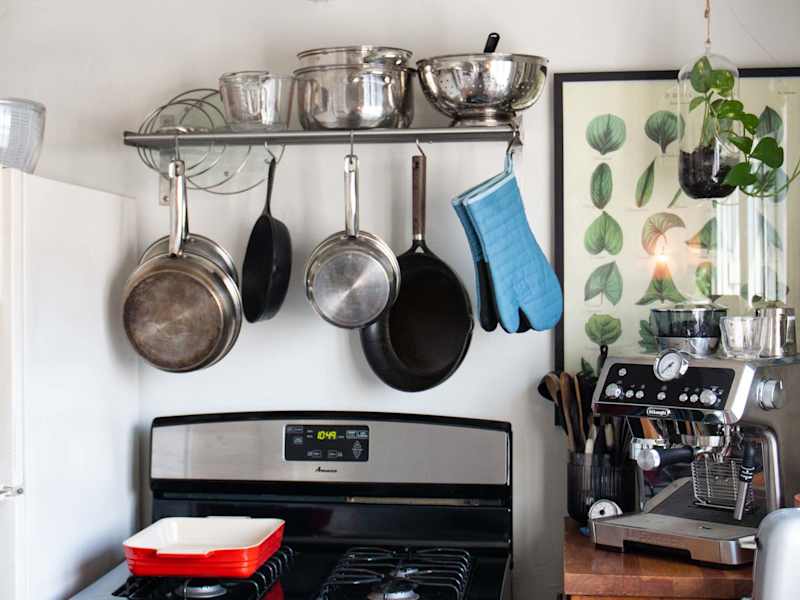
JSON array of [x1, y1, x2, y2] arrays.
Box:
[[756, 306, 796, 358]]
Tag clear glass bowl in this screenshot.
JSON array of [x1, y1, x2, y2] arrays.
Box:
[[219, 72, 294, 131], [720, 316, 764, 359], [0, 98, 46, 173]]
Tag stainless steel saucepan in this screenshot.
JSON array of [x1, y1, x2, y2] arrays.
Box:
[[122, 159, 242, 372], [305, 154, 400, 328]]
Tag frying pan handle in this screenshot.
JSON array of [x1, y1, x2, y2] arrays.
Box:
[[168, 159, 189, 257], [344, 154, 359, 238], [412, 154, 426, 244]]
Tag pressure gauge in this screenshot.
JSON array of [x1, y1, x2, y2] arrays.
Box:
[[653, 350, 689, 382], [588, 499, 622, 521]]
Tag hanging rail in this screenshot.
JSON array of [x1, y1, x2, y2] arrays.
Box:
[[123, 126, 520, 150]]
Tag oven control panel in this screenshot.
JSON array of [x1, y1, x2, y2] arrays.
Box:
[[595, 362, 736, 418], [284, 424, 370, 462]]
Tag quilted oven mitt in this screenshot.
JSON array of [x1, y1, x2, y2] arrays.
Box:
[[462, 169, 563, 333]]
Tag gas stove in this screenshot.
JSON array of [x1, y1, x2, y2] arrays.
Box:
[[72, 413, 513, 600]]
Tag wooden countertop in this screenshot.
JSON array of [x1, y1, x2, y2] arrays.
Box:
[[563, 518, 752, 599]]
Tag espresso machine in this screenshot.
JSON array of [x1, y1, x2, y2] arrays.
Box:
[[590, 350, 800, 565]]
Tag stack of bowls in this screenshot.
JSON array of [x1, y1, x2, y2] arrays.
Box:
[[293, 46, 414, 130]]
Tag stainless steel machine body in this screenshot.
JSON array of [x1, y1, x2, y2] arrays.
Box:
[[590, 353, 800, 565]]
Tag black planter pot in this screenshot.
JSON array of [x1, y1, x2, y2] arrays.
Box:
[[679, 146, 737, 199]]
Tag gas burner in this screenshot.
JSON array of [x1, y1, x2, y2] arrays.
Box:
[[367, 579, 420, 600], [174, 581, 227, 599]]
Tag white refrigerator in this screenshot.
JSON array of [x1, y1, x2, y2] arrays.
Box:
[[0, 169, 140, 599]]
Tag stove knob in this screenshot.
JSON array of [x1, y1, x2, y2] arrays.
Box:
[[758, 379, 785, 411], [605, 383, 622, 399], [699, 389, 718, 407]]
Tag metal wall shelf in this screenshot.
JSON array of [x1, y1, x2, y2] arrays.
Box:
[[123, 126, 519, 150]]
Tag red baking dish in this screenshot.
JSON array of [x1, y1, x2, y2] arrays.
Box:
[[123, 517, 285, 578]]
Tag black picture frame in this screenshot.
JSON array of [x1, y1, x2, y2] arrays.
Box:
[[553, 67, 800, 371]]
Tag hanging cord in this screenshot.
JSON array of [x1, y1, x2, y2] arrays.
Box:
[[704, 0, 712, 51]]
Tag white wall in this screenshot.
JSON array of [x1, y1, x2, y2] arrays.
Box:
[[1, 0, 799, 597]]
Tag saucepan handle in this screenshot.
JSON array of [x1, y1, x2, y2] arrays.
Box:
[[738, 535, 757, 551], [168, 159, 189, 257], [344, 154, 359, 238]]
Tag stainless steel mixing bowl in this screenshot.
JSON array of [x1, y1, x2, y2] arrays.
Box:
[[297, 45, 412, 68], [294, 64, 413, 130], [416, 53, 548, 126]]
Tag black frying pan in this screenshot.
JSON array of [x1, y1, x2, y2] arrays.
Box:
[[241, 157, 292, 322], [360, 154, 474, 392]]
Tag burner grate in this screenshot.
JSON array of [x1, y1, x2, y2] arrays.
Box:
[[319, 547, 472, 600], [112, 546, 294, 600]]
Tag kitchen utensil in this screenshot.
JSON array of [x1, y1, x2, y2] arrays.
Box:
[[0, 98, 45, 173], [483, 32, 500, 53], [294, 64, 413, 129], [561, 372, 584, 451], [360, 154, 473, 392], [219, 71, 294, 131], [241, 156, 292, 322], [640, 418, 660, 440], [720, 315, 765, 359], [572, 374, 587, 445], [456, 154, 562, 333], [756, 306, 796, 358], [539, 371, 568, 436], [305, 154, 400, 328], [297, 45, 412, 68], [416, 50, 548, 126], [567, 452, 636, 525], [650, 303, 726, 357], [123, 159, 243, 371], [123, 517, 285, 578]]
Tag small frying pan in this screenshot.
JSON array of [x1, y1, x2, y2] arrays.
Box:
[[360, 154, 473, 392], [241, 157, 292, 322]]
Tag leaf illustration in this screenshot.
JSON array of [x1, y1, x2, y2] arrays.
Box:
[[586, 114, 627, 155], [579, 357, 595, 378], [638, 319, 658, 353], [758, 212, 783, 250], [668, 188, 682, 208], [645, 111, 684, 153], [756, 106, 783, 140], [591, 162, 613, 208], [584, 261, 623, 305], [695, 261, 716, 299], [584, 211, 623, 255], [585, 314, 622, 346], [686, 218, 717, 251], [635, 160, 656, 207], [641, 212, 686, 255], [636, 262, 688, 305]]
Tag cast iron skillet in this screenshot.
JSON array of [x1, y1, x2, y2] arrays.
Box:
[[360, 154, 473, 392], [241, 157, 292, 322]]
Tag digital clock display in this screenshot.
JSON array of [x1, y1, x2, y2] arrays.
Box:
[[284, 424, 369, 462]]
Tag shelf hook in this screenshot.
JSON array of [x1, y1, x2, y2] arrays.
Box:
[[506, 122, 522, 158], [415, 138, 427, 159], [348, 130, 355, 156], [264, 139, 286, 165], [173, 135, 181, 160]]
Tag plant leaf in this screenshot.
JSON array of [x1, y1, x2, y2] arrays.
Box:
[[741, 113, 760, 134], [748, 164, 788, 200], [723, 162, 758, 187], [585, 314, 622, 346], [584, 211, 623, 255], [695, 261, 716, 299], [668, 188, 682, 208], [636, 262, 688, 305], [638, 319, 658, 353], [584, 261, 623, 305], [641, 212, 686, 255], [689, 56, 713, 93], [710, 69, 736, 95], [716, 99, 744, 119], [590, 162, 613, 209], [689, 96, 705, 112], [728, 134, 753, 155], [756, 106, 783, 140], [751, 137, 784, 169], [586, 114, 627, 155], [686, 218, 717, 251], [635, 160, 656, 207], [645, 111, 684, 153], [579, 357, 595, 378]]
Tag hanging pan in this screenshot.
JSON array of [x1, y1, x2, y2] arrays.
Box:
[[360, 153, 473, 392], [122, 158, 243, 372]]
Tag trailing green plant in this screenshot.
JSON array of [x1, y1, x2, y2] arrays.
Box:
[[687, 56, 799, 198]]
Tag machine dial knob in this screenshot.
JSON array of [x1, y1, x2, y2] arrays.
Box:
[[605, 383, 622, 399], [699, 389, 718, 407], [758, 379, 785, 411]]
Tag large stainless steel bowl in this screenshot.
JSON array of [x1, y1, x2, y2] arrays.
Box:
[[297, 45, 412, 68], [294, 64, 413, 130], [416, 53, 548, 126]]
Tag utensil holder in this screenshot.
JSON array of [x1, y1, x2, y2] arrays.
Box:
[[567, 452, 636, 524]]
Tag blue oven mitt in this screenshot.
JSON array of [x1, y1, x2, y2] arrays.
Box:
[[462, 163, 563, 333]]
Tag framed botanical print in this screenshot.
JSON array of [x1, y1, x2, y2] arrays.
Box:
[[554, 68, 800, 373]]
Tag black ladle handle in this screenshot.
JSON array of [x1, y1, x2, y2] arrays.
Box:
[[262, 157, 276, 216], [484, 32, 500, 53]]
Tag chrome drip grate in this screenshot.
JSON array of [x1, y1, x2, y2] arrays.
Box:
[[318, 547, 472, 600], [691, 457, 753, 511]]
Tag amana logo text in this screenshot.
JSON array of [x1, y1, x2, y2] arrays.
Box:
[[316, 466, 338, 473]]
